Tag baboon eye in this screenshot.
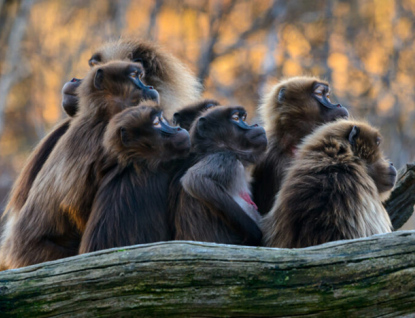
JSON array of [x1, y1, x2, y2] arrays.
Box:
[[231, 114, 239, 121], [376, 137, 381, 146], [130, 70, 139, 79], [314, 85, 324, 97], [241, 114, 247, 122], [326, 93, 331, 101], [153, 117, 161, 128]]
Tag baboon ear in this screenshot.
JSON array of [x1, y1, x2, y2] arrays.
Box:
[[173, 112, 181, 125], [196, 117, 207, 136], [277, 87, 286, 103], [94, 68, 104, 90], [348, 125, 360, 145], [120, 127, 128, 146]]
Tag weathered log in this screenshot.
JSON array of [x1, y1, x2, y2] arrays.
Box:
[[385, 162, 415, 229], [1, 231, 415, 317]]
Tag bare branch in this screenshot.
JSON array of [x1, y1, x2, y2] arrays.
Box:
[[197, 0, 237, 83], [214, 0, 285, 58], [0, 0, 5, 16], [147, 0, 163, 40], [111, 0, 130, 34], [0, 0, 35, 137], [257, 20, 279, 97]]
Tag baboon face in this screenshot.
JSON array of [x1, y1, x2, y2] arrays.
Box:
[[64, 41, 154, 116], [276, 78, 349, 126], [172, 99, 221, 131], [347, 123, 397, 194], [114, 105, 191, 161], [311, 82, 349, 122], [192, 106, 267, 161], [80, 61, 160, 110]]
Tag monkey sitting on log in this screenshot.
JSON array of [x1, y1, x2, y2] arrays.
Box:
[[1, 38, 202, 237], [251, 76, 349, 215], [0, 61, 159, 269], [79, 103, 190, 253], [171, 106, 267, 246], [262, 119, 396, 248]]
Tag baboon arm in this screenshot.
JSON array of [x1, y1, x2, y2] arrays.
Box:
[[2, 118, 71, 218], [79, 171, 135, 253], [181, 155, 262, 246]]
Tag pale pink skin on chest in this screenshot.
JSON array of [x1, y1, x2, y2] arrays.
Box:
[[240, 191, 258, 210]]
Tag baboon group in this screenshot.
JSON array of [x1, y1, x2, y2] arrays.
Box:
[[0, 39, 396, 270]]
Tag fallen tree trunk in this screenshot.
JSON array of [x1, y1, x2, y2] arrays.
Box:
[[1, 231, 415, 317], [385, 162, 415, 229]]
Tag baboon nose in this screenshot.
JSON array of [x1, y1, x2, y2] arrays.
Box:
[[337, 104, 341, 108], [390, 162, 394, 166]]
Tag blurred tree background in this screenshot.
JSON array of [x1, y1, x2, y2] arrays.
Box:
[[0, 0, 414, 227]]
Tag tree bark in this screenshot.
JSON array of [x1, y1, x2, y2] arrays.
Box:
[[1, 231, 415, 317], [0, 0, 34, 137], [385, 162, 415, 229]]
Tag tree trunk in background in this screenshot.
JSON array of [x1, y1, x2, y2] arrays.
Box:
[[1, 231, 415, 317], [385, 163, 415, 229], [0, 0, 34, 137]]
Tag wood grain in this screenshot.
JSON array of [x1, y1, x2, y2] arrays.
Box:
[[1, 231, 415, 317]]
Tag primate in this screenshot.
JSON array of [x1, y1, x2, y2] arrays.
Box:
[[0, 61, 159, 269], [87, 38, 203, 117], [262, 120, 396, 248], [172, 99, 220, 131], [80, 103, 190, 253], [1, 38, 202, 237], [252, 76, 349, 215], [172, 106, 267, 246], [62, 39, 202, 117]]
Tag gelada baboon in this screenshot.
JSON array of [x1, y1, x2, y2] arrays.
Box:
[[87, 38, 203, 117], [252, 76, 349, 215], [80, 103, 190, 253], [262, 119, 396, 248], [171, 106, 267, 246], [172, 99, 220, 131], [0, 61, 159, 269], [1, 38, 202, 239]]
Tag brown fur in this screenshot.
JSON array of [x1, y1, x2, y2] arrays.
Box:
[[172, 99, 220, 131], [252, 76, 348, 215], [0, 61, 154, 269], [2, 119, 71, 216], [0, 39, 202, 262], [262, 119, 395, 248], [89, 38, 203, 118], [79, 103, 190, 253], [170, 106, 267, 245]]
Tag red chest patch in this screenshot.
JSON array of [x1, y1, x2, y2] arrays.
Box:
[[240, 192, 258, 210]]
